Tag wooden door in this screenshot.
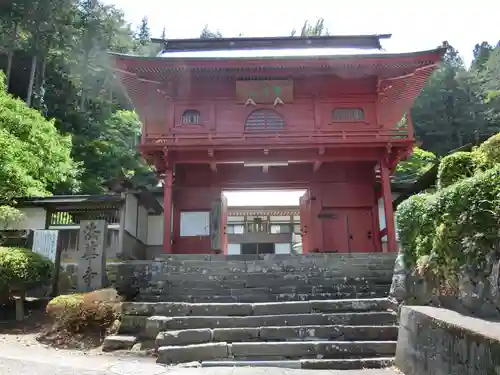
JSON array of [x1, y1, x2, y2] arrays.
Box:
[[299, 191, 310, 253], [321, 210, 349, 252], [210, 195, 229, 254], [347, 209, 376, 252], [220, 194, 229, 254]]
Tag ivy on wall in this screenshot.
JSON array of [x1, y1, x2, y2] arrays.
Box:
[[396, 132, 500, 281]]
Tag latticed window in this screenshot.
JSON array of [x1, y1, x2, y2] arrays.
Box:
[[332, 108, 365, 122], [182, 109, 200, 124], [245, 109, 284, 131]]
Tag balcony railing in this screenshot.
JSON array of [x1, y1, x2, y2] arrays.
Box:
[[145, 127, 411, 148], [227, 222, 298, 235]]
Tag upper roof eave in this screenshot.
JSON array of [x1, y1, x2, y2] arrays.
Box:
[[150, 34, 393, 52], [109, 47, 445, 63]]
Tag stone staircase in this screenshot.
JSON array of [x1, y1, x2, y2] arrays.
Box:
[[105, 253, 398, 369]]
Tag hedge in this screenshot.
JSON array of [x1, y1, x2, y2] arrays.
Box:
[[437, 151, 479, 189], [396, 166, 500, 279], [478, 132, 500, 166], [0, 247, 53, 299]]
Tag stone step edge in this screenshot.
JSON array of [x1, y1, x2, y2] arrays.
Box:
[[155, 324, 399, 346], [122, 298, 391, 316], [200, 357, 395, 369], [156, 341, 397, 364]]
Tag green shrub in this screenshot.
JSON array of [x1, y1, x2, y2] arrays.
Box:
[[478, 132, 500, 166], [0, 247, 53, 299], [45, 289, 121, 333], [437, 151, 478, 189], [396, 167, 500, 278]]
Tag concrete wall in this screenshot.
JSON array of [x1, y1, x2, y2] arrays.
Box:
[[395, 305, 500, 375], [0, 207, 46, 230]]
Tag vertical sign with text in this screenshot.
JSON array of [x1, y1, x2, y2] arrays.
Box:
[[32, 230, 59, 262]]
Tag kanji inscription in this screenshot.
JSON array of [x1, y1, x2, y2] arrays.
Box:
[[236, 80, 293, 104], [77, 220, 107, 292]]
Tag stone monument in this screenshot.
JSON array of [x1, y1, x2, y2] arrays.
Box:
[[77, 220, 107, 292]]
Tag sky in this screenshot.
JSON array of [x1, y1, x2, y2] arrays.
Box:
[[103, 0, 499, 66], [103, 0, 497, 206], [223, 190, 305, 207]]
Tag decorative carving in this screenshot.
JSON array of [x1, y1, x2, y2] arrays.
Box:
[[244, 97, 256, 107], [273, 96, 284, 107]]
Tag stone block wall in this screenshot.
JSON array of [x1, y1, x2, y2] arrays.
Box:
[[389, 247, 500, 319], [395, 305, 500, 375]]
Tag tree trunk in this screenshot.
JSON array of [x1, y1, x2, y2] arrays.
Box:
[[26, 55, 37, 107], [5, 22, 17, 89], [33, 56, 47, 109]]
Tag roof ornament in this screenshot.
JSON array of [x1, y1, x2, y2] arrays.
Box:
[[273, 97, 284, 107], [244, 97, 256, 107]]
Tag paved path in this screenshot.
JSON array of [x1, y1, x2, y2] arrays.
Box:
[[0, 342, 399, 375]]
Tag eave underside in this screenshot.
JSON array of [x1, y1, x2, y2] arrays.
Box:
[[113, 50, 442, 133]]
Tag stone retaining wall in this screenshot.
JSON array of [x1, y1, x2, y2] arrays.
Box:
[[389, 247, 500, 319], [395, 305, 500, 375]]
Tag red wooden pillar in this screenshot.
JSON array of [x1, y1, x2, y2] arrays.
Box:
[[163, 170, 173, 253], [380, 160, 398, 253]]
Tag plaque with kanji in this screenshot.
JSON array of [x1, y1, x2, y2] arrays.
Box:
[[236, 80, 293, 104]]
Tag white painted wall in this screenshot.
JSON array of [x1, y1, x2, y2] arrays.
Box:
[[227, 243, 241, 255], [137, 204, 148, 244], [147, 214, 163, 246], [180, 211, 210, 237], [378, 193, 400, 242], [275, 243, 291, 254], [0, 207, 46, 230], [124, 194, 138, 236], [228, 215, 244, 222], [270, 215, 290, 222]]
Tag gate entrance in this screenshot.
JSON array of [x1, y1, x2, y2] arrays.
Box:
[[110, 35, 444, 255]]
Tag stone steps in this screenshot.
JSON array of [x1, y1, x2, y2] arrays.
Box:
[[108, 254, 398, 369], [200, 357, 395, 369], [155, 325, 398, 346], [119, 311, 397, 336], [137, 291, 389, 303], [122, 298, 391, 316], [138, 285, 391, 303], [156, 341, 397, 364]]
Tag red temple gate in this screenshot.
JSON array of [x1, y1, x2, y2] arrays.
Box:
[[110, 35, 443, 255]]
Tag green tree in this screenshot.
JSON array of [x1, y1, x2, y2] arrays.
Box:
[[136, 16, 151, 46], [0, 72, 79, 200], [200, 25, 222, 39], [291, 18, 328, 37], [77, 110, 155, 193], [395, 147, 438, 184], [412, 42, 488, 154]]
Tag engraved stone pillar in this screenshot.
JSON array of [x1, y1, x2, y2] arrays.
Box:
[[77, 220, 107, 292]]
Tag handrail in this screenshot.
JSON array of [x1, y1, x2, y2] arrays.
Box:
[[145, 127, 411, 146]]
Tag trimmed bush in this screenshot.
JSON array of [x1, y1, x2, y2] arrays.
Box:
[[437, 151, 478, 189], [478, 132, 500, 166], [45, 288, 122, 333], [397, 167, 500, 279], [0, 247, 53, 300]]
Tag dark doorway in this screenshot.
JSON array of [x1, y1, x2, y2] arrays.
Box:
[[241, 243, 275, 255]]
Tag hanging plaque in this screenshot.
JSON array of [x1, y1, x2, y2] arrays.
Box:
[[236, 80, 293, 104]]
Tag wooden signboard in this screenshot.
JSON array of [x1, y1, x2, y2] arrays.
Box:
[[236, 80, 293, 104]]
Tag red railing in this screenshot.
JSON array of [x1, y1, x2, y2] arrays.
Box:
[[144, 127, 412, 148]]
